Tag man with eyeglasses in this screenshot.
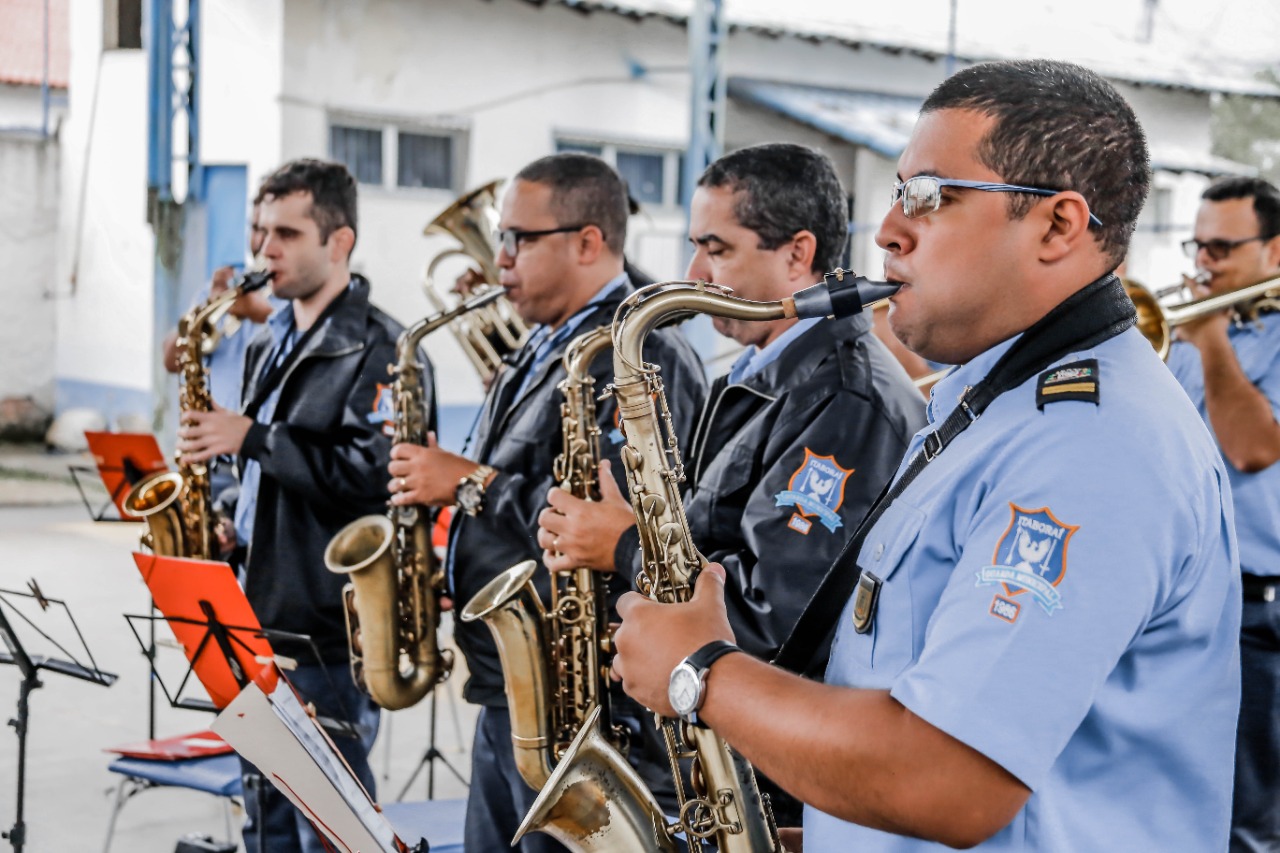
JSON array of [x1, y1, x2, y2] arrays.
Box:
[[387, 152, 707, 853], [1167, 175, 1280, 852], [607, 59, 1240, 851]]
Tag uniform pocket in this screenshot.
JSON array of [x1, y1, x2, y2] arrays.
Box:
[[827, 501, 926, 685]]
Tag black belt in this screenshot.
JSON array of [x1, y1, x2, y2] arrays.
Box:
[[1242, 574, 1280, 603]]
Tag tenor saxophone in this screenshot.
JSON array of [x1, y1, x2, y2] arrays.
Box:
[[518, 271, 898, 852], [123, 270, 274, 557], [460, 324, 627, 790], [323, 287, 505, 711]]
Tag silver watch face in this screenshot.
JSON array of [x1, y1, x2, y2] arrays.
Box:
[[668, 663, 702, 717], [456, 480, 483, 514]]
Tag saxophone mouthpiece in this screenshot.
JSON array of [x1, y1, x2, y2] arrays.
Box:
[[238, 269, 275, 293], [790, 269, 902, 320]]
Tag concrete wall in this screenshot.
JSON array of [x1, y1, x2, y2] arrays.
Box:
[[0, 133, 59, 423]]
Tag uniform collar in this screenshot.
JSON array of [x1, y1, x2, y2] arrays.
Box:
[[926, 334, 1019, 425]]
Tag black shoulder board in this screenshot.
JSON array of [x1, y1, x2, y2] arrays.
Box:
[[1036, 358, 1100, 410]]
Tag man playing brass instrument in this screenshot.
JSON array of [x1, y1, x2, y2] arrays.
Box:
[[537, 142, 925, 825], [1167, 176, 1280, 852], [388, 153, 707, 853], [610, 60, 1241, 851], [178, 159, 423, 853]]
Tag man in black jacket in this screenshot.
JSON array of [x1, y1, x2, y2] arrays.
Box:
[[389, 153, 707, 852], [179, 159, 426, 853], [537, 143, 926, 826]]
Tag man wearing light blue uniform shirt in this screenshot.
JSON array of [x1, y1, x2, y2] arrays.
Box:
[[608, 59, 1242, 852], [1168, 176, 1280, 852]]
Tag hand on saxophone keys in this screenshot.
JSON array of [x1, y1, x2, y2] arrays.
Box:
[[388, 431, 487, 507], [611, 562, 735, 717], [176, 403, 253, 464], [537, 459, 635, 573]]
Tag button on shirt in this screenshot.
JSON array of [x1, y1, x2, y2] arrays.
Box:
[[1167, 312, 1280, 577], [807, 325, 1241, 851], [234, 303, 300, 548]]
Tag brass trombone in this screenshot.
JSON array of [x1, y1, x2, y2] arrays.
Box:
[[1125, 274, 1280, 360]]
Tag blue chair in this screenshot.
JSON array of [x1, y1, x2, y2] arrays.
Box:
[[381, 798, 467, 853], [102, 753, 243, 853]]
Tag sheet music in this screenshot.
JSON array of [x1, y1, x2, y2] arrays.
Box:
[[212, 670, 400, 853]]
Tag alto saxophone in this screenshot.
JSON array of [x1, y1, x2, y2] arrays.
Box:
[[460, 324, 627, 790], [518, 271, 899, 852], [124, 270, 274, 558], [323, 287, 505, 711]]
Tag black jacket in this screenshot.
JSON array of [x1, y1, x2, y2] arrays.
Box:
[[449, 279, 709, 707], [238, 276, 433, 664], [617, 311, 927, 662]]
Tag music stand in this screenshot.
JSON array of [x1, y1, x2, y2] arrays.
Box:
[[0, 583, 117, 853], [74, 432, 168, 523], [394, 682, 469, 801]]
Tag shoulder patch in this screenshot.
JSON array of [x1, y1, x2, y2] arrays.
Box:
[[975, 503, 1078, 616], [1036, 358, 1099, 410], [775, 449, 854, 534]]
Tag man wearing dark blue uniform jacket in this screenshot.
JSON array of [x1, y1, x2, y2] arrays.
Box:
[[537, 143, 926, 826], [388, 153, 707, 853]]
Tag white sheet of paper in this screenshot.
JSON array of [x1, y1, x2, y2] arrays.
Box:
[[212, 673, 400, 853]]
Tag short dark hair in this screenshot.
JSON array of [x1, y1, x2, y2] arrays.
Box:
[[1202, 176, 1280, 239], [922, 59, 1150, 266], [515, 153, 629, 255], [257, 158, 359, 248], [698, 143, 848, 273]]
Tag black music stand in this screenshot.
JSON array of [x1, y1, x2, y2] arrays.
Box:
[[394, 682, 469, 801], [0, 584, 117, 853]]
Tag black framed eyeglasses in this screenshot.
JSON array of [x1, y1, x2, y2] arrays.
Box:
[[890, 176, 1104, 228], [496, 224, 592, 258], [1180, 236, 1267, 262]]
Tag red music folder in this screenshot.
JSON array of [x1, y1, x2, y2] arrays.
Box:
[[105, 729, 233, 760], [85, 431, 168, 517], [132, 552, 276, 708]]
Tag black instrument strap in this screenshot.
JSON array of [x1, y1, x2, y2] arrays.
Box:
[[772, 273, 1136, 678], [242, 285, 351, 421]]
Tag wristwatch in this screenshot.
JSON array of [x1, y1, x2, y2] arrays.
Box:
[[668, 640, 742, 727], [455, 464, 496, 517]]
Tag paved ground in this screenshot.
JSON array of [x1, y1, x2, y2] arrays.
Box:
[[0, 444, 476, 852]]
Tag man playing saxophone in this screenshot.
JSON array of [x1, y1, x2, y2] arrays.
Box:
[[1167, 176, 1280, 852], [609, 60, 1240, 851], [536, 142, 925, 825], [178, 159, 428, 853], [388, 152, 707, 853]]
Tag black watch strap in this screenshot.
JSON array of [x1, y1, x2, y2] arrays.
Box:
[[687, 640, 741, 674]]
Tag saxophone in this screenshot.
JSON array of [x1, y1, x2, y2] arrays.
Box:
[[323, 287, 505, 711], [123, 270, 274, 557], [460, 324, 626, 790], [517, 271, 898, 852]]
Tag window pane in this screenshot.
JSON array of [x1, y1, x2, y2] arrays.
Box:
[[329, 125, 383, 185], [617, 151, 665, 205], [556, 141, 604, 156], [398, 132, 454, 190]]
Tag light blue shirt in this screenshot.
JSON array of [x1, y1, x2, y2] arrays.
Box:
[[1167, 312, 1280, 577], [807, 325, 1241, 851], [513, 273, 629, 399], [233, 302, 300, 547], [726, 316, 822, 384]]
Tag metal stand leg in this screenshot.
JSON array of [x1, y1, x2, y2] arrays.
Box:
[[395, 686, 469, 801]]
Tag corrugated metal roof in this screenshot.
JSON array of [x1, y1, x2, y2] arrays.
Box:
[[0, 0, 70, 89], [730, 77, 1257, 178], [537, 0, 1280, 99]]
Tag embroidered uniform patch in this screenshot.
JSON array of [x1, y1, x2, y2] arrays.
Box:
[[367, 383, 395, 436], [975, 504, 1079, 616], [775, 449, 854, 534], [1036, 358, 1099, 410], [989, 595, 1021, 624]]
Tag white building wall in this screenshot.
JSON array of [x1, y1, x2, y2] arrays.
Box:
[[0, 134, 59, 411]]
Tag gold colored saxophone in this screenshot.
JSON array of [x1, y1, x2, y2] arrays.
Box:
[[518, 271, 899, 852], [460, 324, 626, 790], [123, 270, 274, 557], [323, 288, 505, 711]]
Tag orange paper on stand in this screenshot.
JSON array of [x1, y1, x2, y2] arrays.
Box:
[[85, 431, 168, 517], [132, 552, 277, 707]]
